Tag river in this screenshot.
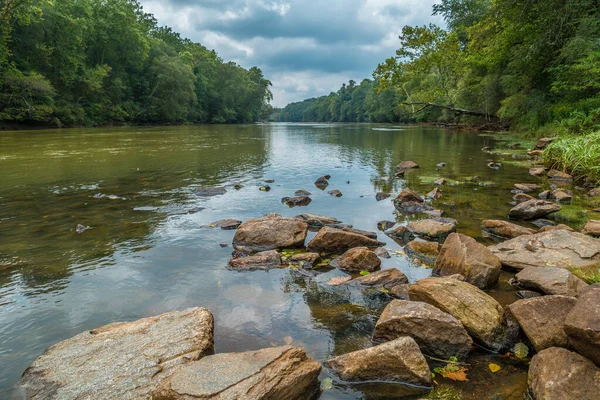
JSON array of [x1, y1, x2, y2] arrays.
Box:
[[0, 123, 558, 398]]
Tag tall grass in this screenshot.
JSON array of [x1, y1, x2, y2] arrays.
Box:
[[544, 131, 600, 184]]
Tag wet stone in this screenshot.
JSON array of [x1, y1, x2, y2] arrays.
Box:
[[377, 220, 395, 231], [195, 186, 227, 197]]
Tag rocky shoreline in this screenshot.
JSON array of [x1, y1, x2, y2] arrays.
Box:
[[16, 144, 600, 399]]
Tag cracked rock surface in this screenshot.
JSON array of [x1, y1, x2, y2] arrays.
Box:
[[18, 308, 215, 400]]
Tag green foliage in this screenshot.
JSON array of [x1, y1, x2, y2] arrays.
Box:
[[272, 79, 405, 123], [512, 342, 529, 359], [545, 132, 600, 184], [571, 267, 600, 284], [0, 0, 272, 126]]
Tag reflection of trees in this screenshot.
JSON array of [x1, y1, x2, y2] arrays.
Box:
[[0, 126, 271, 297]]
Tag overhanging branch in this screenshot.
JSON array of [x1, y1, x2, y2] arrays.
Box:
[[402, 102, 494, 118]]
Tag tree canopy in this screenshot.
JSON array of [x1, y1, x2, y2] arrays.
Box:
[[0, 0, 273, 126]]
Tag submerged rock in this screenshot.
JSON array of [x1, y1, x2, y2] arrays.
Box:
[[409, 277, 518, 352], [281, 196, 312, 207], [482, 220, 536, 239], [564, 288, 600, 366], [489, 230, 600, 271], [509, 295, 577, 352], [395, 161, 420, 170], [152, 346, 321, 400], [228, 250, 282, 270], [314, 175, 330, 190], [376, 192, 391, 201], [374, 247, 392, 259], [514, 183, 540, 193], [377, 220, 395, 231], [513, 193, 535, 204], [75, 224, 91, 234], [386, 226, 416, 245], [18, 308, 215, 400], [373, 300, 473, 361], [331, 247, 381, 274], [307, 227, 384, 254], [407, 219, 456, 242], [514, 267, 588, 297], [427, 187, 442, 199], [433, 233, 502, 289], [508, 199, 561, 220], [294, 189, 312, 197], [210, 219, 242, 230], [195, 186, 227, 197], [528, 347, 600, 400], [529, 167, 546, 177], [325, 337, 432, 386], [328, 189, 343, 197], [233, 217, 308, 253]]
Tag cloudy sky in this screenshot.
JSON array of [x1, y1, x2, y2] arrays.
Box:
[[140, 0, 443, 107]]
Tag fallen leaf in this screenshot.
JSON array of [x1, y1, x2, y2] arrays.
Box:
[[488, 363, 501, 373], [441, 367, 469, 381], [359, 270, 370, 276], [513, 342, 529, 359]]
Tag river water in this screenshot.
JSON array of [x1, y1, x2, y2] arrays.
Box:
[[0, 123, 569, 398]]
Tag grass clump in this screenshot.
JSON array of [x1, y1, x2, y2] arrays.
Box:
[[544, 132, 600, 184], [551, 205, 590, 230], [428, 385, 465, 400], [571, 267, 600, 284]]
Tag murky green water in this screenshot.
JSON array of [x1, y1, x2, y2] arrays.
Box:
[[1, 123, 589, 399]]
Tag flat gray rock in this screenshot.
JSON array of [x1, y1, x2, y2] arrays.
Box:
[[153, 346, 321, 400], [18, 308, 215, 400], [515, 267, 588, 297], [489, 230, 600, 271]]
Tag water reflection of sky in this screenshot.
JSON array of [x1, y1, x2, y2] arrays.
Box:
[[0, 124, 536, 398]]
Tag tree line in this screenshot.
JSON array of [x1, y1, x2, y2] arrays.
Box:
[[274, 0, 600, 133], [0, 0, 273, 127]]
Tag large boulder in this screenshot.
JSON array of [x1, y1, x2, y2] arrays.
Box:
[[373, 300, 473, 360], [233, 217, 308, 253], [18, 308, 215, 400], [482, 220, 536, 239], [295, 213, 340, 228], [528, 347, 600, 400], [307, 227, 384, 254], [228, 250, 282, 270], [514, 267, 588, 297], [433, 233, 502, 289], [352, 268, 408, 289], [508, 296, 577, 352], [331, 247, 381, 274], [564, 288, 600, 366], [582, 220, 600, 237], [152, 346, 321, 400], [489, 230, 600, 271], [325, 337, 432, 386], [407, 219, 456, 241], [408, 277, 517, 351], [508, 199, 561, 220]]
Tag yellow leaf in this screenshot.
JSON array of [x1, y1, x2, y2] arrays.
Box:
[[489, 363, 501, 373]]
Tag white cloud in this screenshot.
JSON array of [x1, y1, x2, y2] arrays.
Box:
[[140, 0, 443, 107]]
